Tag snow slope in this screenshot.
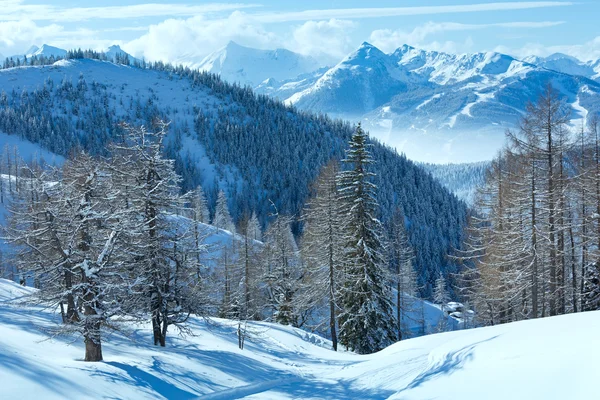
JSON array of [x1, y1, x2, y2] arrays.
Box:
[[0, 278, 597, 399]]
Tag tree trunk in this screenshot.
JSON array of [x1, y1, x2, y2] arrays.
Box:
[[84, 319, 103, 362], [531, 161, 539, 318]]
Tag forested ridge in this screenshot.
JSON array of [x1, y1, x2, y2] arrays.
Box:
[[0, 55, 468, 296]]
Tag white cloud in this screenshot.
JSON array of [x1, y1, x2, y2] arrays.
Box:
[[124, 11, 278, 64], [252, 2, 573, 23], [495, 36, 600, 61], [0, 20, 62, 50], [369, 21, 565, 53], [288, 19, 355, 63]]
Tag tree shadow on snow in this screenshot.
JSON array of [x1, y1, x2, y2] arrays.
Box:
[[103, 360, 198, 400], [396, 335, 501, 394]]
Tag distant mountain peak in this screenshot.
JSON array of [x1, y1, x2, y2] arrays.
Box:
[[24, 45, 39, 55], [545, 52, 581, 63], [196, 42, 321, 87]]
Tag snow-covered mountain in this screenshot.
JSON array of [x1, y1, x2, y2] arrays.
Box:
[[20, 44, 67, 59], [255, 43, 600, 162], [9, 44, 138, 65], [1, 278, 598, 399], [193, 41, 322, 87], [523, 53, 600, 80], [104, 44, 139, 64]]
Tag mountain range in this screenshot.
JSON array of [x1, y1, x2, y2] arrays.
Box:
[[200, 42, 600, 162], [8, 41, 600, 163]]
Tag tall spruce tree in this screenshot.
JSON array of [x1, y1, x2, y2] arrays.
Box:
[[337, 123, 396, 354]]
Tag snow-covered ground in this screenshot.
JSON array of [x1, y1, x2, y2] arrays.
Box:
[[0, 278, 597, 399]]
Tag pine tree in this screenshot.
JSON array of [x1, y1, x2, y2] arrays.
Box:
[[434, 273, 450, 331], [263, 208, 301, 326], [5, 152, 137, 361], [336, 123, 397, 354], [190, 185, 210, 224], [214, 189, 235, 233], [247, 211, 262, 242]]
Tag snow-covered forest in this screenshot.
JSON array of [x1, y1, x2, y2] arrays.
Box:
[[0, 52, 467, 298]]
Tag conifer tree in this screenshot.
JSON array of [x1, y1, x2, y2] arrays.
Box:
[[214, 189, 235, 233], [388, 206, 419, 340], [263, 207, 301, 326], [336, 123, 396, 354]]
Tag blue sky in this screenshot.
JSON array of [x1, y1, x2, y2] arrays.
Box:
[[1, 0, 599, 64]]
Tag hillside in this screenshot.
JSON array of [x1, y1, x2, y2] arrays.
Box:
[[0, 278, 597, 399], [421, 161, 490, 205], [0, 57, 468, 295]]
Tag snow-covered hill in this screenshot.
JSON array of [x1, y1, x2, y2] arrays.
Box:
[[0, 278, 597, 399], [193, 41, 322, 87]]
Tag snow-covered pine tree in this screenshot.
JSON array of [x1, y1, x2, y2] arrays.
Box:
[[234, 213, 264, 348], [300, 160, 344, 350], [190, 185, 210, 224], [247, 211, 262, 242], [262, 206, 301, 326], [434, 273, 450, 331], [110, 121, 201, 347], [5, 163, 81, 324], [336, 123, 397, 354], [188, 185, 212, 281], [214, 189, 235, 233]]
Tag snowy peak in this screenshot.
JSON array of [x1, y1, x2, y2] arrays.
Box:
[[105, 44, 138, 64], [196, 41, 321, 87], [288, 42, 410, 114], [29, 44, 67, 59], [344, 41, 390, 65], [24, 45, 39, 56], [522, 53, 599, 79]]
